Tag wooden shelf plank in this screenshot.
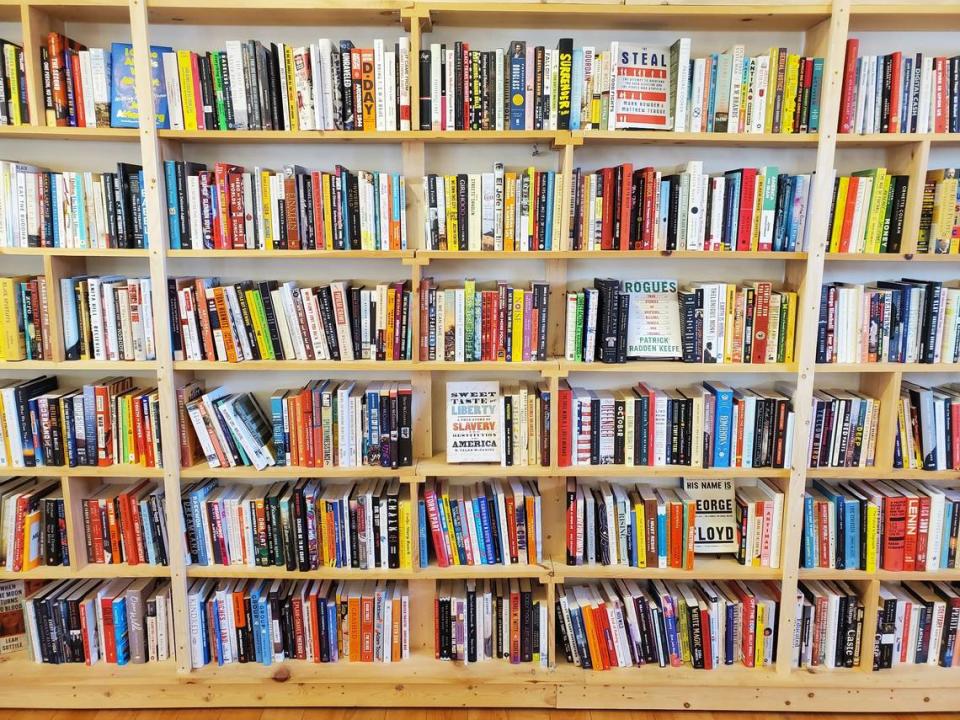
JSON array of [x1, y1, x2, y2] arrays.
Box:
[[174, 359, 416, 372], [559, 361, 797, 374], [3, 464, 163, 478], [167, 249, 414, 259], [556, 556, 781, 581], [180, 462, 416, 479], [817, 363, 960, 373], [0, 247, 150, 257], [0, 126, 140, 141], [576, 130, 819, 146], [418, 249, 807, 261], [826, 252, 960, 262], [0, 359, 160, 371]]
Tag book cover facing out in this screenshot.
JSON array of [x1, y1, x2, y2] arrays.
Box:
[[446, 381, 500, 463], [111, 43, 173, 129]]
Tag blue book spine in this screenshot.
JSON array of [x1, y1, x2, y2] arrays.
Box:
[[802, 493, 816, 568], [477, 496, 496, 564], [706, 53, 718, 132], [164, 160, 181, 249], [113, 597, 130, 665], [449, 499, 468, 564], [942, 503, 954, 569], [50, 177, 60, 247], [705, 383, 734, 467], [845, 499, 860, 570], [212, 596, 224, 665], [249, 584, 262, 662], [190, 490, 209, 566], [508, 42, 526, 130], [901, 57, 913, 132], [785, 177, 801, 251], [82, 385, 97, 464], [139, 170, 149, 244], [657, 509, 667, 564], [723, 173, 741, 249], [399, 176, 407, 249], [258, 593, 271, 666], [474, 291, 482, 361], [75, 176, 87, 246], [472, 497, 488, 564], [270, 394, 285, 466], [19, 284, 31, 360], [366, 389, 379, 464], [418, 498, 429, 568], [326, 600, 339, 659], [570, 49, 583, 130], [332, 499, 343, 567], [391, 173, 401, 251]]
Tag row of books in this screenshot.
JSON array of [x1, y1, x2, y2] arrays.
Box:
[[435, 579, 547, 665], [0, 376, 162, 470], [808, 389, 880, 469], [151, 38, 411, 132], [839, 40, 960, 135], [895, 382, 960, 472], [418, 279, 549, 363], [188, 578, 410, 667], [874, 581, 960, 669], [0, 161, 147, 249], [816, 279, 957, 365], [170, 277, 413, 363], [570, 163, 811, 253], [419, 40, 821, 135], [182, 478, 412, 570], [445, 381, 550, 467], [0, 478, 67, 571], [41, 34, 111, 128], [556, 579, 779, 670], [794, 580, 864, 669], [557, 381, 794, 470], [563, 278, 797, 365], [80, 480, 168, 566], [421, 479, 542, 568], [26, 578, 174, 665], [60, 275, 156, 362], [164, 161, 407, 251], [0, 276, 50, 361], [919, 168, 960, 254], [0, 40, 26, 125], [827, 169, 909, 254], [422, 168, 562, 252], [182, 381, 414, 472], [803, 478, 960, 573]]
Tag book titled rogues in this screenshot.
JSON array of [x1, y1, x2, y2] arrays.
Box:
[[446, 381, 500, 463], [625, 279, 681, 359]]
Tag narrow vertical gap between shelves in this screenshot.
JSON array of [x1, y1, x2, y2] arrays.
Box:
[[19, 4, 61, 128], [127, 0, 192, 674], [858, 371, 902, 473], [43, 255, 85, 362], [774, 0, 850, 677], [892, 140, 930, 256]]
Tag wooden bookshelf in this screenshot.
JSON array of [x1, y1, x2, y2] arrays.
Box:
[[1, 0, 960, 713]]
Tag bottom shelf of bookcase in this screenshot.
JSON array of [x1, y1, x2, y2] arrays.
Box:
[[2, 649, 960, 710]]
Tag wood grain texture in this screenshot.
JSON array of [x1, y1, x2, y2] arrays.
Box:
[[18, 712, 960, 720]]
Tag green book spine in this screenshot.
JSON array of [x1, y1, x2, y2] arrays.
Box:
[[574, 292, 584, 363], [211, 51, 229, 131], [251, 289, 275, 360], [464, 279, 475, 362]]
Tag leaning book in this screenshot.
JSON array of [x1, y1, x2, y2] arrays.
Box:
[[612, 43, 672, 130], [625, 279, 682, 359], [446, 381, 501, 463], [0, 580, 38, 654]]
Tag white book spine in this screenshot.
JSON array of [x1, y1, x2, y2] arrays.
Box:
[[398, 37, 411, 131], [385, 50, 397, 132], [225, 41, 249, 130], [373, 39, 386, 131]]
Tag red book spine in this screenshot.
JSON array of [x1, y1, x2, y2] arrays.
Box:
[[423, 490, 449, 567], [839, 39, 860, 133], [641, 167, 657, 250], [311, 388, 324, 469], [916, 494, 931, 570], [505, 494, 518, 562], [495, 283, 507, 361], [600, 168, 615, 250], [101, 595, 117, 662], [882, 496, 907, 571], [70, 52, 84, 128], [360, 594, 374, 662], [817, 501, 831, 567], [617, 163, 633, 251], [701, 606, 713, 669], [888, 51, 902, 133], [300, 388, 314, 467], [935, 57, 948, 134], [750, 282, 772, 364], [190, 52, 205, 130], [558, 382, 572, 467], [311, 172, 324, 249], [94, 385, 112, 466], [228, 173, 246, 248], [595, 602, 617, 668], [838, 176, 860, 252], [902, 495, 920, 570], [11, 495, 27, 571], [685, 502, 697, 569], [736, 168, 758, 251], [509, 588, 521, 663], [88, 498, 104, 563]]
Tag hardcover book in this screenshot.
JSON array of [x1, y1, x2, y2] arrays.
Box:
[[624, 279, 682, 358], [446, 381, 500, 463]]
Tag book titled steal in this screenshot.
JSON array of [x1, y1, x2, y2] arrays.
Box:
[[611, 43, 672, 130]]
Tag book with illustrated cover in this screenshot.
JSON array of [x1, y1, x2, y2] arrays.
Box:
[[110, 43, 173, 129]]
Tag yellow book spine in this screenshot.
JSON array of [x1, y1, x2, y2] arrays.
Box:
[[0, 393, 10, 466], [783, 291, 798, 364], [504, 172, 516, 251], [399, 497, 412, 569], [948, 179, 960, 254], [21, 511, 41, 571], [723, 283, 736, 363], [829, 177, 849, 252], [511, 288, 524, 362], [442, 493, 459, 565], [177, 50, 198, 131], [866, 168, 887, 253], [259, 171, 273, 250], [764, 48, 778, 133], [284, 45, 299, 132], [865, 503, 879, 573], [634, 500, 646, 568], [245, 289, 270, 357], [754, 602, 766, 666], [445, 176, 458, 250], [125, 395, 136, 463], [0, 277, 23, 361], [322, 174, 334, 250], [5, 46, 19, 126], [782, 54, 800, 134]]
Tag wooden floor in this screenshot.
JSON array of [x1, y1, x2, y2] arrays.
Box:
[[4, 712, 959, 719]]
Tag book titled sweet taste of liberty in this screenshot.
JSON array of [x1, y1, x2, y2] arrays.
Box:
[[110, 42, 173, 129], [446, 381, 500, 463]]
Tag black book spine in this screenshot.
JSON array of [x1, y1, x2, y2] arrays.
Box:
[[346, 172, 361, 249], [504, 395, 514, 466], [218, 52, 235, 130], [418, 50, 431, 130], [533, 46, 544, 130], [349, 286, 362, 360], [257, 281, 284, 360], [453, 42, 464, 131], [520, 588, 533, 662], [615, 292, 628, 363], [198, 54, 217, 130], [316, 286, 341, 361]]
